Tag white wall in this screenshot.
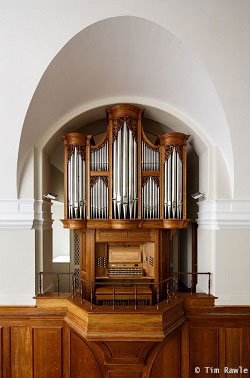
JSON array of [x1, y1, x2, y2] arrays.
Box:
[[52, 202, 70, 259], [197, 229, 215, 295], [0, 1, 250, 305], [0, 230, 35, 305], [214, 229, 250, 305], [19, 148, 35, 199]]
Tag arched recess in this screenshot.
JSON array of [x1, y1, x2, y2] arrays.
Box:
[[17, 15, 233, 200]]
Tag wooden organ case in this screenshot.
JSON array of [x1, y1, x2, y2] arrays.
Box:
[[62, 104, 190, 306]]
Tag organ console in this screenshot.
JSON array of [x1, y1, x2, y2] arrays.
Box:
[[61, 104, 190, 305]]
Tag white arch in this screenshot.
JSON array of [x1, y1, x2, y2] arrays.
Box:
[[17, 16, 233, 196]]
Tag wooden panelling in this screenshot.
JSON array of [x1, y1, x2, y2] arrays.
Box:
[[246, 330, 250, 378], [3, 326, 10, 378], [10, 326, 32, 378], [33, 327, 62, 378], [96, 229, 155, 242], [127, 230, 155, 241], [63, 323, 71, 377], [109, 374, 141, 378], [96, 230, 127, 242], [150, 331, 180, 378], [189, 328, 219, 377], [105, 341, 146, 360], [225, 328, 241, 377], [0, 305, 250, 377], [70, 331, 100, 378], [0, 327, 2, 378]]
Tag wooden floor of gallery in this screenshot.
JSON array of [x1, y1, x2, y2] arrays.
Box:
[[0, 294, 250, 377]]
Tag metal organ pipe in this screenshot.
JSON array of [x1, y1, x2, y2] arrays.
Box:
[[157, 186, 160, 219], [82, 159, 86, 219], [89, 139, 109, 220], [128, 129, 134, 219], [141, 139, 160, 219], [90, 140, 109, 171], [113, 138, 117, 219], [116, 128, 122, 219], [152, 177, 155, 218], [163, 148, 183, 219], [112, 121, 138, 219], [177, 152, 182, 219], [90, 178, 109, 219], [172, 148, 177, 219], [141, 142, 160, 171], [164, 159, 167, 219], [73, 148, 78, 218], [68, 155, 72, 219], [133, 137, 137, 218], [67, 147, 86, 220], [98, 177, 101, 218], [142, 177, 160, 219], [167, 154, 172, 219], [146, 180, 149, 218], [149, 177, 152, 218], [79, 154, 82, 219], [122, 122, 128, 218]]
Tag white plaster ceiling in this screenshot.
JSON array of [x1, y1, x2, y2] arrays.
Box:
[[18, 16, 232, 190]]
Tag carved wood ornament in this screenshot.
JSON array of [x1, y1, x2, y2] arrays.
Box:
[[142, 176, 160, 187], [164, 144, 183, 162], [67, 145, 86, 162], [90, 176, 109, 188], [112, 117, 138, 143], [90, 137, 108, 152]]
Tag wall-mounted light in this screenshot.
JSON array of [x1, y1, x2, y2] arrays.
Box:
[[43, 193, 58, 200], [191, 192, 204, 200]]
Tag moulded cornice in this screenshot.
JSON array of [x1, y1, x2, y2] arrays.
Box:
[[197, 199, 250, 230], [0, 199, 53, 230]]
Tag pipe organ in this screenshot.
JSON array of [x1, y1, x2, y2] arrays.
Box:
[[62, 104, 190, 305]]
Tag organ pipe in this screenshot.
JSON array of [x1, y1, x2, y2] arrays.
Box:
[[142, 177, 160, 219], [128, 128, 134, 219], [133, 137, 137, 218], [62, 106, 190, 225], [112, 120, 138, 219], [141, 141, 160, 171], [62, 134, 87, 220], [163, 149, 183, 219], [122, 122, 128, 218], [90, 178, 109, 219], [90, 140, 109, 171], [172, 148, 177, 219], [167, 154, 172, 219]]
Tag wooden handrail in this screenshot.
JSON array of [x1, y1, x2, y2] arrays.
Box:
[[37, 271, 212, 306]]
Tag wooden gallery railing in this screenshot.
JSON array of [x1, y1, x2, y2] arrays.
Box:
[[38, 271, 212, 310], [38, 271, 75, 297], [76, 277, 174, 310]]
